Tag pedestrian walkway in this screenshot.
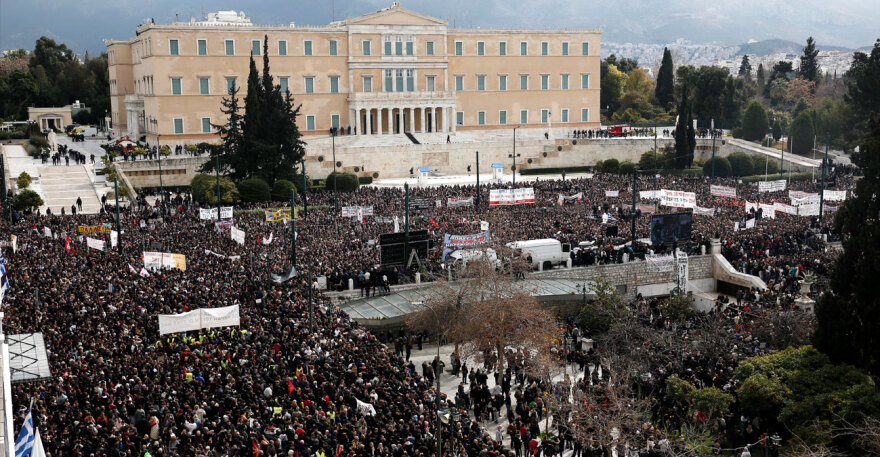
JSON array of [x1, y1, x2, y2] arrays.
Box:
[[405, 343, 592, 457], [37, 165, 103, 214]]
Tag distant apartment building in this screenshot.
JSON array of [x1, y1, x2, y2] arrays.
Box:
[[106, 3, 601, 143]]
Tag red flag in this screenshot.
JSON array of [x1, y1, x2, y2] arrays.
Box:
[[64, 236, 75, 254], [288, 379, 295, 395], [430, 217, 437, 227], [252, 438, 261, 457]]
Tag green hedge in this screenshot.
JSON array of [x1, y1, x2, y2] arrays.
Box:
[[358, 176, 373, 185], [326, 172, 360, 192], [702, 157, 731, 177], [237, 177, 271, 202], [741, 172, 812, 183], [658, 167, 704, 177], [519, 166, 591, 176], [271, 179, 296, 201]]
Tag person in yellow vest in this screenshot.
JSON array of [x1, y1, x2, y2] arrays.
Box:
[[273, 406, 282, 418], [186, 372, 193, 382], [316, 449, 326, 457]]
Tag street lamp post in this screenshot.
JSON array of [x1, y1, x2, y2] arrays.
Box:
[[330, 127, 339, 215], [157, 134, 164, 204], [114, 178, 122, 254], [510, 126, 519, 185], [301, 157, 308, 218], [475, 150, 480, 209]]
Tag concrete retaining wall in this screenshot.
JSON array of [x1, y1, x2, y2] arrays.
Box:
[[532, 255, 715, 301]]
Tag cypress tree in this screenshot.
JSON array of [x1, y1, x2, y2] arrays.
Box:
[[655, 48, 675, 110], [203, 84, 243, 175], [756, 63, 765, 95], [674, 86, 694, 168]]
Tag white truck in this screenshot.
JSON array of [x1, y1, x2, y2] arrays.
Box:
[[448, 247, 500, 270], [506, 239, 571, 271]]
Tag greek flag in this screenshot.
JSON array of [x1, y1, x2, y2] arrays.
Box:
[[14, 405, 34, 457], [0, 253, 9, 305]]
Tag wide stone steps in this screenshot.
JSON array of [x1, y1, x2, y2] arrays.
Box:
[[36, 165, 103, 215]]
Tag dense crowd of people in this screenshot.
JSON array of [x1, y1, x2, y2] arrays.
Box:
[[1, 163, 857, 457]]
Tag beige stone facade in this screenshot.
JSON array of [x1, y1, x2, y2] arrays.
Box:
[[107, 4, 601, 144]]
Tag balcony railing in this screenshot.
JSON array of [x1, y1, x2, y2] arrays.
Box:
[[348, 90, 455, 102]]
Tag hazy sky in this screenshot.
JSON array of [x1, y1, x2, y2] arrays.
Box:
[[2, 0, 879, 53]]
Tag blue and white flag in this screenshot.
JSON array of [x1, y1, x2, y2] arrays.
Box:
[[14, 404, 34, 457], [0, 253, 10, 305]]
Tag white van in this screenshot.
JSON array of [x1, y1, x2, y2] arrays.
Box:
[[506, 239, 570, 270], [449, 248, 500, 270]]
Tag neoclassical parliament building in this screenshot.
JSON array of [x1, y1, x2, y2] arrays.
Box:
[[107, 3, 601, 143]]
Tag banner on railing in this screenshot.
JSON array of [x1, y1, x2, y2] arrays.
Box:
[[758, 179, 787, 193], [759, 203, 776, 219], [199, 207, 234, 220], [605, 190, 619, 198], [230, 226, 245, 245], [745, 201, 758, 212], [637, 203, 657, 214], [789, 190, 816, 199], [660, 190, 697, 209], [557, 192, 583, 205], [158, 305, 240, 335], [265, 208, 294, 222], [692, 206, 715, 216], [341, 206, 374, 217], [442, 230, 491, 249], [774, 202, 798, 216], [799, 203, 820, 216], [447, 197, 474, 208], [710, 185, 737, 199], [86, 237, 105, 251], [639, 190, 661, 200], [822, 190, 847, 201], [645, 253, 674, 272], [143, 251, 187, 271], [791, 194, 821, 206], [676, 251, 689, 291], [489, 188, 535, 206], [78, 224, 112, 233]]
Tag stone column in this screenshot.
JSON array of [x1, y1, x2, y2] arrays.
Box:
[[442, 106, 448, 133], [398, 108, 405, 134], [349, 109, 356, 133], [366, 108, 372, 135], [433, 107, 439, 133], [354, 108, 361, 135], [450, 106, 456, 133], [377, 108, 383, 135], [409, 107, 415, 132], [421, 107, 426, 133]]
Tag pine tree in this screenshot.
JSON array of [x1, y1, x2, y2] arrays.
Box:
[[738, 55, 752, 82], [238, 53, 263, 181], [655, 47, 675, 110], [756, 63, 765, 96], [814, 113, 880, 375], [800, 36, 820, 82]]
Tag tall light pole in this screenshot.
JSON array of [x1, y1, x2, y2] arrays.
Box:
[[157, 134, 164, 204], [510, 126, 519, 185], [114, 177, 122, 254], [819, 132, 829, 224], [300, 157, 308, 218], [475, 150, 480, 209], [215, 155, 221, 220], [711, 132, 716, 183], [291, 188, 297, 269], [330, 127, 339, 215]]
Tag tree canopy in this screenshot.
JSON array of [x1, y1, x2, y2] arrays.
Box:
[[203, 36, 305, 184], [800, 37, 820, 83], [655, 48, 675, 110]]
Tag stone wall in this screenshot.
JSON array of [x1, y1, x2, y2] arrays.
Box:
[[304, 137, 744, 180], [112, 138, 753, 187], [532, 255, 715, 301], [115, 157, 209, 189]]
